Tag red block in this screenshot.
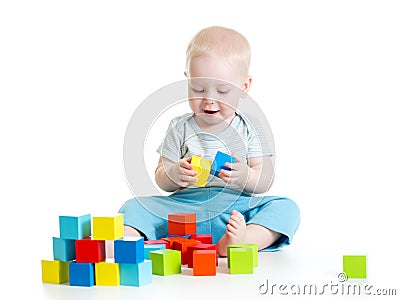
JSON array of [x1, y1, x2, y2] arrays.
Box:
[[190, 234, 212, 244], [168, 213, 196, 235], [172, 239, 200, 265], [75, 239, 105, 263], [161, 237, 187, 249], [193, 250, 217, 276], [187, 243, 218, 268], [144, 239, 170, 249]]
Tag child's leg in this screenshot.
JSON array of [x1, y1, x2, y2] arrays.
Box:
[[217, 210, 281, 256]]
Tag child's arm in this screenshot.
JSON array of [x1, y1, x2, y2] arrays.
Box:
[[218, 155, 274, 194], [155, 156, 198, 192]]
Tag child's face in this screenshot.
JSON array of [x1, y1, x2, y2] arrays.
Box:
[[186, 55, 251, 127]]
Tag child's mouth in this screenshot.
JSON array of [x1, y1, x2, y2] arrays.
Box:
[[203, 110, 219, 115]]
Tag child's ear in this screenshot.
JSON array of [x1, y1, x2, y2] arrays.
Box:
[[241, 75, 252, 98]]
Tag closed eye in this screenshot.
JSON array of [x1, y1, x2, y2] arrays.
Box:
[[191, 88, 205, 93], [217, 90, 230, 94]]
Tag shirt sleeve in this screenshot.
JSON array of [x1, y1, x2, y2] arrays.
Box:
[[245, 114, 275, 158], [156, 118, 183, 163]]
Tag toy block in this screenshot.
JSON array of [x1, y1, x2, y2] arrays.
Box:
[[191, 155, 212, 187], [171, 239, 201, 265], [92, 214, 124, 240], [95, 262, 120, 286], [114, 237, 144, 264], [149, 249, 181, 276], [187, 243, 218, 268], [168, 212, 197, 235], [53, 237, 76, 262], [144, 244, 166, 259], [120, 260, 152, 286], [211, 151, 236, 177], [59, 214, 91, 240], [228, 248, 254, 274], [162, 236, 188, 248], [41, 260, 69, 284], [343, 255, 367, 278], [190, 234, 212, 244], [193, 250, 217, 276], [75, 239, 105, 263], [227, 244, 258, 267], [145, 239, 170, 249], [69, 262, 95, 287]]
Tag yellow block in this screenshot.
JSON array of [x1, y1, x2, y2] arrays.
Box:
[[93, 214, 124, 240], [95, 262, 120, 286], [41, 260, 69, 284], [191, 156, 212, 187]]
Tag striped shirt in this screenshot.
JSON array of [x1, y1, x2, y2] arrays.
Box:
[[157, 112, 274, 191]]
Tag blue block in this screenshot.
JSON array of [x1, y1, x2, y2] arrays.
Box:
[[69, 262, 95, 287], [120, 260, 152, 286], [53, 237, 76, 262], [59, 214, 91, 240], [114, 237, 145, 264], [144, 244, 166, 259], [211, 151, 236, 177]]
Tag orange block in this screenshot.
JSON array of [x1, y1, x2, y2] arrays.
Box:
[[193, 250, 217, 276], [172, 239, 200, 265], [161, 237, 187, 249], [168, 213, 196, 235], [187, 243, 218, 268]]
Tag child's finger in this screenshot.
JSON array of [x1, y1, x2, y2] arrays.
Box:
[[183, 168, 197, 177]]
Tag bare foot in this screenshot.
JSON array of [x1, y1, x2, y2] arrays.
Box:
[[217, 210, 247, 256]]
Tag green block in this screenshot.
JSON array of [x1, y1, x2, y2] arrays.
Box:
[[149, 249, 181, 276], [343, 255, 367, 278], [229, 248, 254, 274], [227, 244, 258, 267]]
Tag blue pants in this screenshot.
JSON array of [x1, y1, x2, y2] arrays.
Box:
[[118, 187, 300, 251]]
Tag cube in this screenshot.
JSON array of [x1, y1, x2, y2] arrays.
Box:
[[53, 237, 76, 262], [227, 244, 258, 267], [161, 236, 188, 248], [93, 214, 124, 240], [168, 212, 196, 235], [144, 244, 166, 259], [191, 156, 212, 187], [120, 260, 152, 287], [343, 255, 367, 278], [95, 262, 120, 286], [41, 260, 69, 284], [114, 237, 144, 264], [229, 248, 254, 274], [171, 239, 200, 264], [187, 243, 218, 268], [75, 239, 105, 263], [145, 239, 170, 249], [69, 262, 95, 287], [59, 214, 91, 240], [190, 234, 213, 244], [150, 249, 181, 276], [193, 250, 217, 276], [211, 151, 236, 177]]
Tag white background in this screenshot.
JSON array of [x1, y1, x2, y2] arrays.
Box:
[[1, 0, 399, 299]]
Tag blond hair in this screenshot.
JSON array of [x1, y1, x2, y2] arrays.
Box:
[[186, 26, 251, 78]]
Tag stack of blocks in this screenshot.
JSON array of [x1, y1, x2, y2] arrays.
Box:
[[41, 213, 153, 287]]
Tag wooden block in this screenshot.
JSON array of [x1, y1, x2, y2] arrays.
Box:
[[92, 214, 124, 240], [120, 260, 152, 286], [149, 249, 181, 276], [229, 248, 253, 274], [190, 234, 212, 244], [144, 239, 170, 249], [343, 255, 367, 278], [227, 244, 258, 267], [171, 239, 200, 265], [193, 250, 217, 276], [114, 237, 144, 264], [191, 156, 212, 187], [41, 260, 69, 284], [69, 262, 95, 287], [59, 214, 91, 240], [144, 244, 166, 259], [161, 236, 188, 248], [187, 243, 218, 268], [75, 239, 105, 263], [53, 237, 76, 262], [95, 262, 120, 286], [211, 151, 236, 177], [168, 212, 197, 235]]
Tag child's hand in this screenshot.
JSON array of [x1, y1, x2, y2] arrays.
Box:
[[218, 154, 249, 188], [171, 157, 198, 188]]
